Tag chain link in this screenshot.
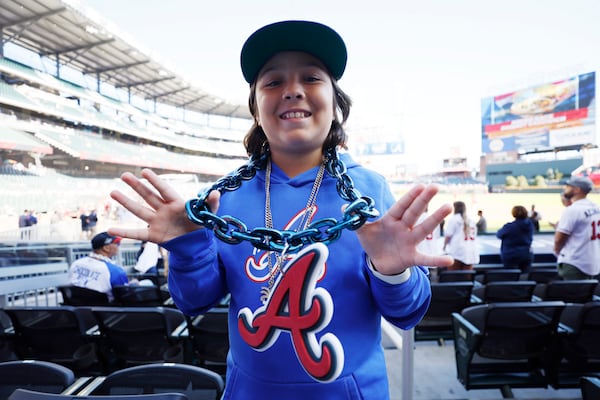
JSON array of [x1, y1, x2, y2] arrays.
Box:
[[184, 148, 380, 253]]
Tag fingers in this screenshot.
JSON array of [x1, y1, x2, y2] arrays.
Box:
[[413, 203, 452, 240], [140, 169, 183, 203], [107, 227, 150, 242], [415, 254, 454, 269], [387, 184, 439, 228], [110, 188, 155, 223]]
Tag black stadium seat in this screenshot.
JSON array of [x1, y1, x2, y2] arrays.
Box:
[[185, 307, 229, 376], [8, 389, 188, 400], [534, 280, 599, 303], [452, 301, 566, 398], [414, 282, 474, 344], [89, 363, 223, 400], [3, 306, 103, 376], [0, 360, 75, 400], [91, 307, 186, 372], [58, 285, 111, 307]]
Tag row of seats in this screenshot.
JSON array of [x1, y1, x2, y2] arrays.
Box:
[[58, 284, 171, 308], [1, 359, 599, 400], [435, 266, 562, 284], [0, 360, 223, 400], [0, 305, 229, 379], [452, 300, 600, 396], [416, 278, 600, 343]]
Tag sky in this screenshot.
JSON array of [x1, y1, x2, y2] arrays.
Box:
[[79, 0, 600, 174]]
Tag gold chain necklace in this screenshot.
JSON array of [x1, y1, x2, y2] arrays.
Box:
[[260, 159, 326, 304]]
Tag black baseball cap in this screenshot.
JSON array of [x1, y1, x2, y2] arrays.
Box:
[[91, 232, 122, 250], [240, 20, 347, 84]]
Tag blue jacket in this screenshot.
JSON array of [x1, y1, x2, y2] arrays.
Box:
[[164, 153, 431, 399], [496, 218, 534, 264]]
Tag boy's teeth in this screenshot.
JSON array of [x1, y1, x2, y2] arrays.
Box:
[[283, 112, 307, 119]]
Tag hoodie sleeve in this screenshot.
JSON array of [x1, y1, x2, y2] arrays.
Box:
[[366, 263, 432, 329], [162, 229, 228, 315]]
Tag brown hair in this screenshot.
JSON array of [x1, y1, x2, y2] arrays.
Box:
[[512, 205, 528, 219], [243, 79, 352, 159], [453, 201, 469, 237]]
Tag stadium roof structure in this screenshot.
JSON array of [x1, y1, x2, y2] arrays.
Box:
[[0, 0, 251, 119]]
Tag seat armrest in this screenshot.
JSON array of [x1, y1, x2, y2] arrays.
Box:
[[73, 376, 106, 395], [470, 294, 483, 304], [557, 322, 574, 335], [61, 377, 94, 395], [85, 325, 100, 336], [452, 312, 481, 337], [171, 320, 188, 337], [452, 312, 482, 386]]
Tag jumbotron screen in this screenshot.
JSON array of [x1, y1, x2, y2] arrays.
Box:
[[481, 71, 596, 155]]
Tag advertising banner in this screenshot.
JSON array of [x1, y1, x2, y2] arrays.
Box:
[[481, 71, 596, 154]]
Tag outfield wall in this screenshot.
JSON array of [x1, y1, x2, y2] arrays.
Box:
[[485, 158, 582, 186]]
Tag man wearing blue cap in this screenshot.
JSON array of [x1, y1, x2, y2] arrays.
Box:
[[554, 176, 600, 279], [69, 231, 129, 301]]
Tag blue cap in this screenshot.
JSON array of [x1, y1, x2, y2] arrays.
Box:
[[566, 176, 593, 193]]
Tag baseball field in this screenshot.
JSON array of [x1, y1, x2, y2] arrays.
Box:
[[423, 190, 600, 232]]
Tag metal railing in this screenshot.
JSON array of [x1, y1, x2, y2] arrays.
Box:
[[0, 241, 140, 307]]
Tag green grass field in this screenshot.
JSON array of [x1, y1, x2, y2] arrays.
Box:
[[391, 187, 600, 232]]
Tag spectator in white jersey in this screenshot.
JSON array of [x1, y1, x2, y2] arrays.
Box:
[[68, 232, 129, 301], [554, 176, 600, 280], [443, 201, 480, 270]]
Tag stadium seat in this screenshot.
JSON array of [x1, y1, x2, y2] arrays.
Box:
[[476, 268, 522, 284], [91, 307, 186, 372], [533, 279, 599, 303], [8, 389, 188, 400], [581, 376, 600, 400], [88, 363, 223, 400], [0, 310, 17, 362], [3, 306, 103, 376], [437, 269, 476, 283], [550, 301, 600, 388], [58, 285, 111, 307], [185, 307, 229, 376], [414, 282, 474, 345], [452, 301, 565, 398], [0, 360, 75, 400], [471, 281, 537, 303], [111, 285, 168, 307], [527, 268, 560, 283]]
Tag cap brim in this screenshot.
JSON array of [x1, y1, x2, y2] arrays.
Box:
[[241, 20, 347, 84]]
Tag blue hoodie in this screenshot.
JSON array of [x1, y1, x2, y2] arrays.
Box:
[[496, 218, 534, 267], [164, 153, 431, 399]]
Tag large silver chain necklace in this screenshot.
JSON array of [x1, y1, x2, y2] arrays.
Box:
[[185, 148, 379, 254], [260, 159, 326, 303]]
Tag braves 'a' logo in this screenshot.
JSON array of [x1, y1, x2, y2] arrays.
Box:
[[237, 243, 344, 382]]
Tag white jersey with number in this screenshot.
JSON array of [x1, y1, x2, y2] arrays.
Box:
[[556, 198, 600, 276], [444, 213, 480, 265]]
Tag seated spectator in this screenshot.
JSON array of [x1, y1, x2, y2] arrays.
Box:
[[134, 240, 165, 275], [496, 205, 534, 272], [68, 232, 129, 301]]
